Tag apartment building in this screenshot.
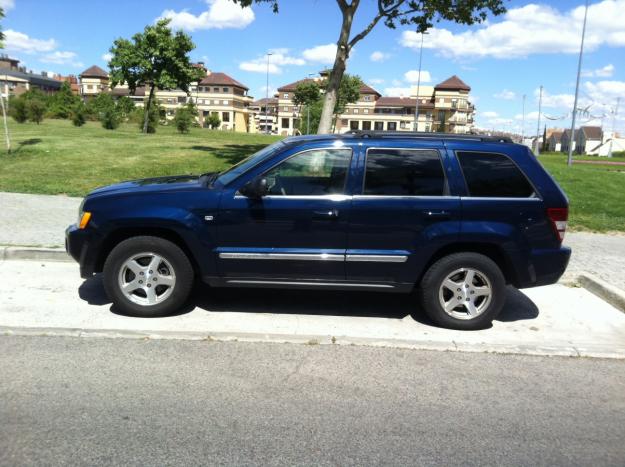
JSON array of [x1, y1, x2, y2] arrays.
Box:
[[80, 64, 253, 132], [249, 97, 278, 133], [275, 74, 475, 136], [0, 54, 61, 98]]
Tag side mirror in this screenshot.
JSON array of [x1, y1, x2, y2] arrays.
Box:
[[241, 177, 268, 198]]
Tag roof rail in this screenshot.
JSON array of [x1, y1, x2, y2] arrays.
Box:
[[345, 130, 513, 143]]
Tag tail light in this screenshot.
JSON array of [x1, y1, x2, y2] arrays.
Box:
[[547, 207, 568, 243]]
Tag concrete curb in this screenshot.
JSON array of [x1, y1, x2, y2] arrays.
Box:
[[1, 249, 624, 315], [1, 246, 71, 262], [576, 273, 625, 314], [2, 326, 625, 359]]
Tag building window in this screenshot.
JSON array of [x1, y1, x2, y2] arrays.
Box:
[[374, 121, 384, 131], [362, 121, 371, 131], [350, 120, 359, 130], [283, 106, 289, 112], [283, 93, 289, 99], [223, 87, 229, 92], [213, 87, 219, 92], [363, 109, 369, 114], [400, 121, 407, 129], [425, 124, 431, 132], [364, 95, 372, 101], [222, 112, 230, 122], [388, 122, 397, 131], [353, 108, 359, 114], [282, 118, 290, 129], [341, 119, 348, 126], [222, 100, 228, 105]]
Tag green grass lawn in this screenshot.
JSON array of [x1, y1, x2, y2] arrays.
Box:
[[0, 120, 624, 232], [0, 119, 279, 196]]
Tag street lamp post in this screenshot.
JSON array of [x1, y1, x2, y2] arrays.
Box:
[[306, 73, 316, 134], [413, 32, 426, 132], [536, 85, 543, 155], [265, 52, 273, 134], [608, 97, 620, 158], [567, 0, 590, 166]]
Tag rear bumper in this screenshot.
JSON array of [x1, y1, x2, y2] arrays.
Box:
[[65, 225, 99, 278], [517, 246, 571, 288]]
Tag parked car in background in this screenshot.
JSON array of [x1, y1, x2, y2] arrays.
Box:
[[66, 131, 570, 330]]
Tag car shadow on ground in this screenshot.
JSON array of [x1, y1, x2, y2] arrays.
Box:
[[78, 275, 539, 328]]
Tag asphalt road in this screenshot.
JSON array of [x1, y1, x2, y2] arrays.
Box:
[[1, 336, 624, 466]]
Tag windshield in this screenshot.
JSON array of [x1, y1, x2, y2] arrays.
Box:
[[216, 141, 285, 186]]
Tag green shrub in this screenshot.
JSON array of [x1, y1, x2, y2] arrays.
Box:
[[205, 113, 221, 129], [10, 96, 28, 123], [27, 98, 46, 124], [71, 103, 86, 127], [47, 81, 80, 119], [101, 108, 120, 130], [115, 96, 135, 119]]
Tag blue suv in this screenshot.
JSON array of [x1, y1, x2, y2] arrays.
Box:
[[66, 132, 571, 330]]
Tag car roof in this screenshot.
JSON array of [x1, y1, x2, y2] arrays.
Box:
[[283, 131, 514, 147]]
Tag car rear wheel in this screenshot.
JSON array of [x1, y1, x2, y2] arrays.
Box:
[[419, 252, 506, 330], [103, 236, 194, 317]]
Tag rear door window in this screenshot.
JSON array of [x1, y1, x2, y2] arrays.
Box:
[[456, 151, 535, 198], [363, 148, 446, 196]]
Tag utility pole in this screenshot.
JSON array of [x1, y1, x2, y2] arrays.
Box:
[[413, 32, 426, 132], [568, 0, 589, 166], [521, 94, 526, 143], [264, 52, 273, 134], [608, 97, 620, 158], [535, 85, 543, 155]]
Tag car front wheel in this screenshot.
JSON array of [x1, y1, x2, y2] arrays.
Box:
[[103, 236, 194, 317], [419, 252, 506, 330]]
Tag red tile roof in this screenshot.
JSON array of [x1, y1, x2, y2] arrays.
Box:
[[360, 83, 381, 96], [435, 75, 470, 91], [375, 96, 417, 107], [252, 97, 278, 106], [277, 78, 316, 92], [200, 72, 248, 90], [581, 126, 602, 140], [80, 65, 108, 79]]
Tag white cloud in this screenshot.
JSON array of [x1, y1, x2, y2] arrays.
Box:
[[40, 51, 84, 68], [383, 86, 413, 97], [403, 70, 431, 83], [102, 53, 113, 63], [494, 89, 516, 100], [0, 0, 15, 11], [302, 43, 337, 64], [160, 0, 254, 32], [581, 64, 615, 78], [369, 78, 385, 85], [401, 0, 625, 59], [370, 51, 389, 62], [583, 80, 625, 104], [481, 111, 499, 118], [4, 29, 56, 54], [391, 78, 402, 86], [514, 111, 540, 121], [538, 88, 575, 109], [239, 49, 305, 74]]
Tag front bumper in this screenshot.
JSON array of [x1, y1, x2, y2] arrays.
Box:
[[65, 224, 99, 278]]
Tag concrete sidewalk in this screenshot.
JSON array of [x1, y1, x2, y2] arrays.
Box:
[[1, 260, 625, 358]]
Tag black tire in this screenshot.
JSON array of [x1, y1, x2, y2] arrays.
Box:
[[103, 236, 194, 317], [418, 252, 506, 330]]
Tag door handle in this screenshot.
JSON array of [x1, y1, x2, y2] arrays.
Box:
[[313, 209, 339, 219], [423, 210, 451, 219]]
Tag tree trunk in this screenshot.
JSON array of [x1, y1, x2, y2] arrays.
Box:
[[0, 94, 10, 154], [317, 5, 355, 134], [143, 85, 155, 134]]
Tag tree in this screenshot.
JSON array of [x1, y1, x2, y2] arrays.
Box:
[[85, 93, 116, 121], [206, 113, 221, 129], [108, 18, 203, 134], [72, 102, 86, 127], [27, 97, 46, 124], [9, 96, 28, 123], [235, 0, 505, 133], [101, 107, 120, 130], [296, 98, 323, 135], [173, 106, 194, 134], [48, 81, 80, 119], [293, 81, 321, 135], [115, 96, 135, 119], [0, 7, 10, 152]]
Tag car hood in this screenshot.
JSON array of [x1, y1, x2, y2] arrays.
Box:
[[88, 174, 209, 197]]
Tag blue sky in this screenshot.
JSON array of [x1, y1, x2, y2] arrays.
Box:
[[2, 0, 625, 134]]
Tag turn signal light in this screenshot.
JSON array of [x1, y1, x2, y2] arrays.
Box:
[[78, 212, 92, 229]]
